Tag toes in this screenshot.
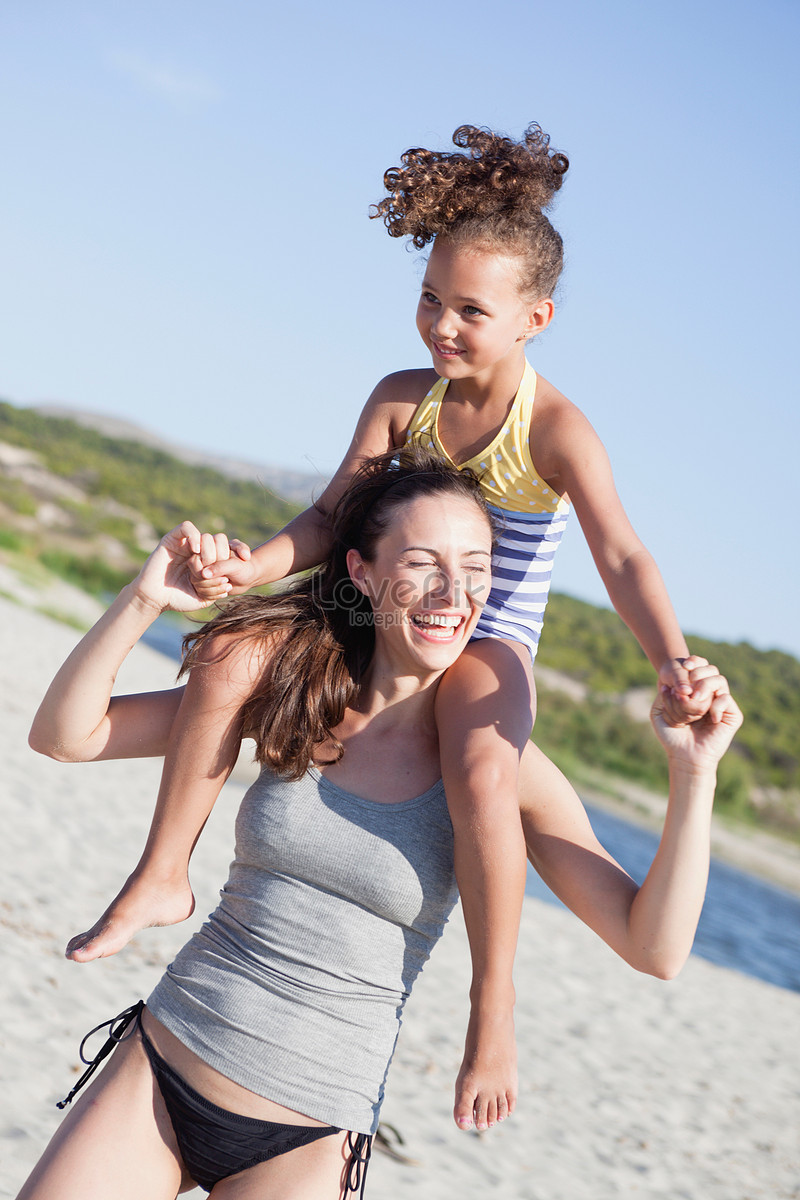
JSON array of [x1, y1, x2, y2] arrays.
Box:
[[65, 931, 100, 961], [472, 1091, 489, 1131], [453, 1083, 476, 1131]]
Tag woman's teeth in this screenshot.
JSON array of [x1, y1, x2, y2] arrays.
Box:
[[412, 614, 462, 637]]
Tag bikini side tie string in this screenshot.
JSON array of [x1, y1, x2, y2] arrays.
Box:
[[56, 1000, 144, 1109], [343, 1131, 373, 1198]]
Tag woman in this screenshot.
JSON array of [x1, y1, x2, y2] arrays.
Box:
[[21, 451, 740, 1199]]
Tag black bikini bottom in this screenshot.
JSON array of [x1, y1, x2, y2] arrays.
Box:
[[57, 1001, 372, 1195]]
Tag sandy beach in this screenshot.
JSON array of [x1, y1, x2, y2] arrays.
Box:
[[1, 593, 798, 1199]]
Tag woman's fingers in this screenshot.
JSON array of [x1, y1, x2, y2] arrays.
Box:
[[198, 532, 231, 568]]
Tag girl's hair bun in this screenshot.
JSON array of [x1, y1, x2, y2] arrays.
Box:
[[372, 122, 569, 250]]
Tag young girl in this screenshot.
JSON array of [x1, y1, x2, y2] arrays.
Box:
[[64, 124, 705, 1135]]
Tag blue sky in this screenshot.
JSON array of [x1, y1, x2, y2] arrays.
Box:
[[1, 1, 798, 657]]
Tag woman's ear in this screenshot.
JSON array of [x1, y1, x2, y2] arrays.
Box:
[[520, 297, 555, 341], [346, 548, 371, 595]]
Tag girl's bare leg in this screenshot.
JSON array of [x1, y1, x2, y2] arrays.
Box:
[[16, 1027, 189, 1200], [68, 638, 251, 962], [435, 637, 534, 1133]]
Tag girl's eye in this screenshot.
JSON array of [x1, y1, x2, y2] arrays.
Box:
[[421, 291, 439, 305], [463, 305, 483, 317]]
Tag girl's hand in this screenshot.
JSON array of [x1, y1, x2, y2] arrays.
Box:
[[132, 522, 232, 613], [188, 534, 255, 602], [651, 658, 743, 769]]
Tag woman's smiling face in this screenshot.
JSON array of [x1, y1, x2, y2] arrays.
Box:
[[347, 492, 492, 678]]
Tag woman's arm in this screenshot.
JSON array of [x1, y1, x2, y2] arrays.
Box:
[[29, 522, 216, 762], [520, 659, 742, 978], [64, 627, 266, 961]]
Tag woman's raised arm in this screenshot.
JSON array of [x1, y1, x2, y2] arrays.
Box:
[[521, 658, 743, 979], [29, 522, 222, 762]]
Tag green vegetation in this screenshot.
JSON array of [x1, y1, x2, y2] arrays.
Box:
[[0, 399, 300, 600], [38, 550, 133, 597], [538, 593, 800, 838], [532, 685, 766, 827], [0, 400, 298, 550]]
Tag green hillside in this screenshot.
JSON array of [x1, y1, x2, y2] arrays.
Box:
[[0, 399, 298, 594], [536, 593, 799, 837], [2, 398, 797, 841]]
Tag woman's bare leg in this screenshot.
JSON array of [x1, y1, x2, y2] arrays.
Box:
[[16, 1027, 189, 1200]]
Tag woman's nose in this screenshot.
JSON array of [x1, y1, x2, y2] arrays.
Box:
[[431, 569, 460, 605]]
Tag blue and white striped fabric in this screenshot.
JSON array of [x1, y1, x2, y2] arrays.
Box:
[[405, 361, 570, 664], [472, 503, 569, 662]]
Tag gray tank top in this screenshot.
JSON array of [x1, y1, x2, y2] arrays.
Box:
[[147, 765, 458, 1133]]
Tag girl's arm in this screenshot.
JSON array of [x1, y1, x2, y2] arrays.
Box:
[[533, 388, 698, 717], [541, 397, 688, 665], [29, 522, 216, 762], [521, 658, 742, 978], [192, 371, 431, 598]]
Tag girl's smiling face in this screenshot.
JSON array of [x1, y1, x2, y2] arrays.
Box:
[[416, 238, 552, 382], [346, 492, 492, 680]]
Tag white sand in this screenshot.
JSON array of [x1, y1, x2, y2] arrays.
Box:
[[1, 595, 798, 1199]]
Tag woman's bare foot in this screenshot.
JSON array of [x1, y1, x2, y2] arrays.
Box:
[[66, 870, 195, 961], [453, 1005, 517, 1132]]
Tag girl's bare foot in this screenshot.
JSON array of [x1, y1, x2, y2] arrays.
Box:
[[66, 871, 195, 961], [454, 1005, 517, 1132]]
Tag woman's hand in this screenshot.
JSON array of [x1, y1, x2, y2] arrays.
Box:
[[651, 657, 743, 769], [131, 522, 239, 613]]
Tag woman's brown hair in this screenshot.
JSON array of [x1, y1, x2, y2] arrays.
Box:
[[370, 123, 569, 302], [180, 448, 494, 780]]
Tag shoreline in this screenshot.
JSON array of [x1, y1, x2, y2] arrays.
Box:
[[574, 774, 800, 898]]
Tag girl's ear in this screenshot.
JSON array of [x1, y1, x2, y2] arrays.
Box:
[[346, 548, 371, 595], [520, 297, 555, 341]]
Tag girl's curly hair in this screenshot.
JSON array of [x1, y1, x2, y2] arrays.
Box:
[[370, 123, 569, 301]]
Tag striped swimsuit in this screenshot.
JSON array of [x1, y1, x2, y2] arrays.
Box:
[[406, 360, 569, 663]]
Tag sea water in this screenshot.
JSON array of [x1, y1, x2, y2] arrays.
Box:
[[525, 804, 800, 994]]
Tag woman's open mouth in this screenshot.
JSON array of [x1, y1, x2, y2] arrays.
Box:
[[410, 613, 465, 640]]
